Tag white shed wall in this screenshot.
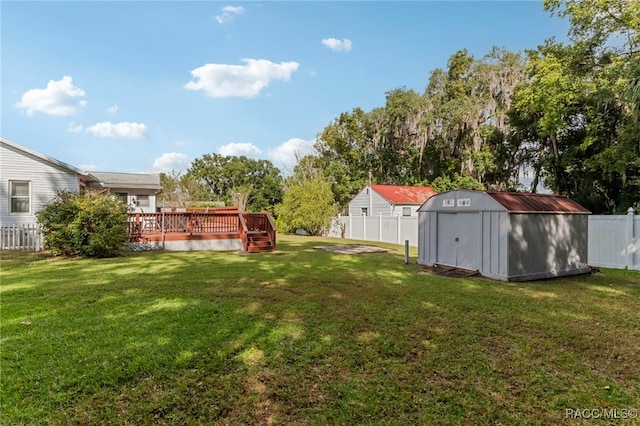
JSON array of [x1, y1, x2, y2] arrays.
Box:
[[507, 214, 590, 281], [418, 191, 590, 281]]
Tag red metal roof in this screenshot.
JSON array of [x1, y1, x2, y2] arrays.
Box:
[[371, 184, 437, 205], [486, 191, 590, 213]]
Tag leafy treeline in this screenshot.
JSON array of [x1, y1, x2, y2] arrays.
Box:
[[314, 46, 524, 209], [311, 0, 639, 214], [160, 155, 284, 213], [163, 0, 639, 217]]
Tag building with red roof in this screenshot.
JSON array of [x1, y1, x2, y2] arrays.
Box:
[[348, 184, 437, 217]]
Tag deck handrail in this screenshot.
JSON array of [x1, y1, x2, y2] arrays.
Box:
[[128, 212, 240, 238], [238, 213, 249, 252], [265, 213, 277, 251]]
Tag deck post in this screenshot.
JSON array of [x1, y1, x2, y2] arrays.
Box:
[[161, 208, 166, 249]]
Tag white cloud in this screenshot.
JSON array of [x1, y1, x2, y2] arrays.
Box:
[[322, 38, 352, 52], [185, 59, 299, 99], [85, 121, 148, 139], [268, 138, 316, 168], [215, 5, 244, 23], [152, 152, 190, 173], [14, 76, 87, 116], [67, 121, 84, 133], [218, 142, 262, 158], [107, 104, 118, 113]]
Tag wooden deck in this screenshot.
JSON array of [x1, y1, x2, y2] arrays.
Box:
[[128, 211, 276, 252]]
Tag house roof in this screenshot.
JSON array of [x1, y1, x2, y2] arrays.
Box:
[[88, 172, 162, 191], [1, 137, 94, 180], [371, 184, 437, 205], [486, 191, 590, 213]]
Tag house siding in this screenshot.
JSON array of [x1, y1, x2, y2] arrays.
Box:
[[348, 187, 391, 216], [1, 143, 80, 226], [391, 205, 420, 216], [106, 187, 159, 213]]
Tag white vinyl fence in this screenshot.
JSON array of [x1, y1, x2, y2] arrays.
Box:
[[0, 224, 43, 251], [588, 208, 640, 270], [329, 210, 640, 271], [329, 214, 419, 247]]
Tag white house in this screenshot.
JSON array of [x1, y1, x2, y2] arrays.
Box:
[[348, 184, 437, 217], [87, 172, 162, 213], [0, 137, 162, 226]]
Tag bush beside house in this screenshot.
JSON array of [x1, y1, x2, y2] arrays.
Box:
[[36, 190, 129, 257]]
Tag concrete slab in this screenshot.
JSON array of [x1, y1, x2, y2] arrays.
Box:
[[313, 244, 390, 254]]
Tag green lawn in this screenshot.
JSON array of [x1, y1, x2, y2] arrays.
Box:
[[1, 235, 639, 425]]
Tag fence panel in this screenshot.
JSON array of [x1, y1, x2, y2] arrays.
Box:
[[588, 210, 639, 270], [0, 224, 43, 251], [336, 215, 418, 247], [634, 217, 640, 270]]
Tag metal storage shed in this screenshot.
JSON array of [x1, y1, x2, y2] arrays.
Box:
[[417, 190, 591, 281]]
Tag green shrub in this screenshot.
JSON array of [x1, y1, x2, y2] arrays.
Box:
[[275, 179, 335, 236], [36, 190, 129, 257]]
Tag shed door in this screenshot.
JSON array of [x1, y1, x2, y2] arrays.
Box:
[[437, 213, 479, 270]]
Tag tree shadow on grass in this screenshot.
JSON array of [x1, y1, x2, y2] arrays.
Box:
[[2, 235, 640, 424]]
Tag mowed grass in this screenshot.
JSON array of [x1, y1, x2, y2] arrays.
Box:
[[1, 235, 639, 425]]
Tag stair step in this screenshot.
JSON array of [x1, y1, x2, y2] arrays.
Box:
[[249, 237, 271, 243], [243, 229, 274, 252], [249, 241, 273, 247], [247, 246, 274, 253]]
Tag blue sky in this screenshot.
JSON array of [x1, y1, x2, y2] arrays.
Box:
[[2, 1, 569, 175]]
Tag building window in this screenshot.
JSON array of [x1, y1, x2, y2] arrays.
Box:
[[361, 207, 368, 216], [115, 192, 128, 205], [10, 181, 30, 213], [402, 207, 412, 216], [135, 195, 150, 207]]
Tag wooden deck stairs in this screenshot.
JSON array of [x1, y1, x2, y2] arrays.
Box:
[[239, 213, 277, 253], [246, 230, 275, 253]]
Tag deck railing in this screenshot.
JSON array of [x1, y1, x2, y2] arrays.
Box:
[[128, 212, 241, 239], [128, 211, 276, 251], [238, 214, 249, 252]]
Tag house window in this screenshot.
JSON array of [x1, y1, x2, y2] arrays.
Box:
[[115, 192, 128, 205], [10, 181, 30, 214], [135, 195, 150, 207], [402, 207, 412, 216], [361, 207, 368, 216]]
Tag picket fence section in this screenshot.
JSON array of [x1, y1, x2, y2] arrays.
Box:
[[0, 224, 43, 251], [330, 210, 640, 271]]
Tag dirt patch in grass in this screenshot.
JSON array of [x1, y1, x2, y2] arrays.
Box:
[[420, 264, 481, 278]]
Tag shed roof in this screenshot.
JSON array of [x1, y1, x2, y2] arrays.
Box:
[[88, 172, 162, 191], [371, 184, 437, 205], [485, 191, 590, 213]]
